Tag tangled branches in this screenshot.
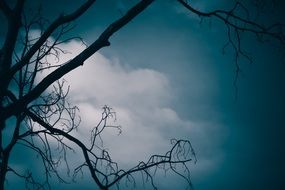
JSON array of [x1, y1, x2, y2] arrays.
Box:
[[1, 0, 284, 189], [178, 0, 285, 94], [25, 105, 196, 190]]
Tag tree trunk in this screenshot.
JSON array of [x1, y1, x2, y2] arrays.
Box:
[[0, 153, 8, 190]]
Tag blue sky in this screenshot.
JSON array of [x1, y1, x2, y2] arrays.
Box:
[[1, 0, 285, 189]]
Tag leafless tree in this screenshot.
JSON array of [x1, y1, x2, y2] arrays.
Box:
[[0, 0, 284, 190]]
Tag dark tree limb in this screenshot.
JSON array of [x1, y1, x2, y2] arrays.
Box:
[[9, 0, 97, 77], [26, 109, 195, 190], [0, 0, 25, 93], [177, 0, 285, 41], [1, 1, 283, 189], [25, 110, 106, 189], [0, 0, 12, 17], [177, 0, 285, 95], [2, 0, 154, 121]]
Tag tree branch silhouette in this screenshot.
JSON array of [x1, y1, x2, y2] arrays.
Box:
[[0, 0, 284, 189], [178, 0, 285, 95]]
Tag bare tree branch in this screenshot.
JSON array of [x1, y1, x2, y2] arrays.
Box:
[[1, 1, 283, 189], [177, 0, 285, 96], [9, 0, 97, 77], [2, 0, 154, 122], [0, 0, 12, 17], [26, 108, 196, 190], [0, 0, 25, 96]]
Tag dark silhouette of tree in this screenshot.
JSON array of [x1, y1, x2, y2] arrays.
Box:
[[0, 0, 284, 189]]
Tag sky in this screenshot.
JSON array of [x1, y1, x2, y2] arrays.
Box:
[[1, 0, 285, 190]]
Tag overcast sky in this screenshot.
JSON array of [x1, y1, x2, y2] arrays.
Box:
[[1, 0, 285, 190]]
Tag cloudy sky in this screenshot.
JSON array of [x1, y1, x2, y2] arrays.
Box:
[[1, 0, 285, 189]]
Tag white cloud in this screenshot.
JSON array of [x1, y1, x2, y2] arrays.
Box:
[[33, 38, 225, 177], [63, 49, 175, 165]]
